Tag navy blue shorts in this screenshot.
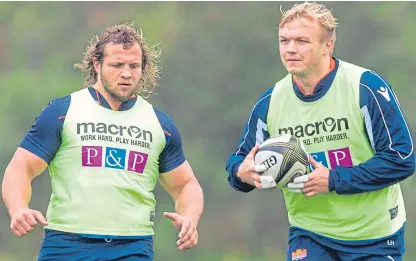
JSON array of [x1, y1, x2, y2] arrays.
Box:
[[287, 235, 402, 261], [38, 229, 154, 261]]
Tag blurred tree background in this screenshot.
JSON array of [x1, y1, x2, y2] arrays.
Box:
[[0, 2, 415, 261]]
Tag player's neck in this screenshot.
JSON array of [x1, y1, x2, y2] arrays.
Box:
[[293, 57, 333, 96], [92, 84, 122, 111]]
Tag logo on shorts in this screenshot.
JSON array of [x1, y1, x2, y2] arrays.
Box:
[[292, 248, 307, 260]]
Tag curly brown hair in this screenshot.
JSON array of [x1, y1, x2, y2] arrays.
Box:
[[74, 22, 161, 97]]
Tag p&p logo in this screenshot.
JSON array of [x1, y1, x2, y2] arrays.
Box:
[[309, 147, 353, 171], [81, 146, 148, 174]]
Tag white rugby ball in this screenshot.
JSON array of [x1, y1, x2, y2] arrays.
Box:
[[254, 134, 308, 188]]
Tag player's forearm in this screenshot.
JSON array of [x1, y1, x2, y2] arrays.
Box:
[[175, 177, 203, 226], [2, 163, 33, 215], [329, 152, 415, 194]]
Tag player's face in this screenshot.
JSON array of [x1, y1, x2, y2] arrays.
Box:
[[279, 17, 330, 77], [98, 43, 143, 102]]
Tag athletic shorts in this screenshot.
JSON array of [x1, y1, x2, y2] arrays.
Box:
[[37, 229, 154, 261], [287, 235, 402, 261]]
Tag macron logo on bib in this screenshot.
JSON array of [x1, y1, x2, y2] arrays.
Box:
[[81, 146, 148, 174]]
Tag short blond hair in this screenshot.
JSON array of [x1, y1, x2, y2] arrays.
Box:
[[279, 2, 338, 42]]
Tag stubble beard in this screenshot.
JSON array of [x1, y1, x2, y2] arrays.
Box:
[[101, 74, 141, 102]]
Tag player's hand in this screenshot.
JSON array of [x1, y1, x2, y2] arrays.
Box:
[[9, 208, 48, 237], [237, 146, 268, 189], [164, 212, 198, 250], [287, 156, 330, 197]]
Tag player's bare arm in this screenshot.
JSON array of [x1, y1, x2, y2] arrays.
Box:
[[2, 147, 49, 237], [159, 160, 203, 250]]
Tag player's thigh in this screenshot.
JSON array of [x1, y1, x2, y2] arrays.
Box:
[[287, 235, 338, 261]]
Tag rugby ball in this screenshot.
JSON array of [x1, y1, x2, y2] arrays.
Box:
[[254, 134, 309, 188]]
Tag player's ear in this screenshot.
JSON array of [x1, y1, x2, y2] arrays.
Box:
[[323, 38, 334, 56], [93, 58, 101, 74]]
